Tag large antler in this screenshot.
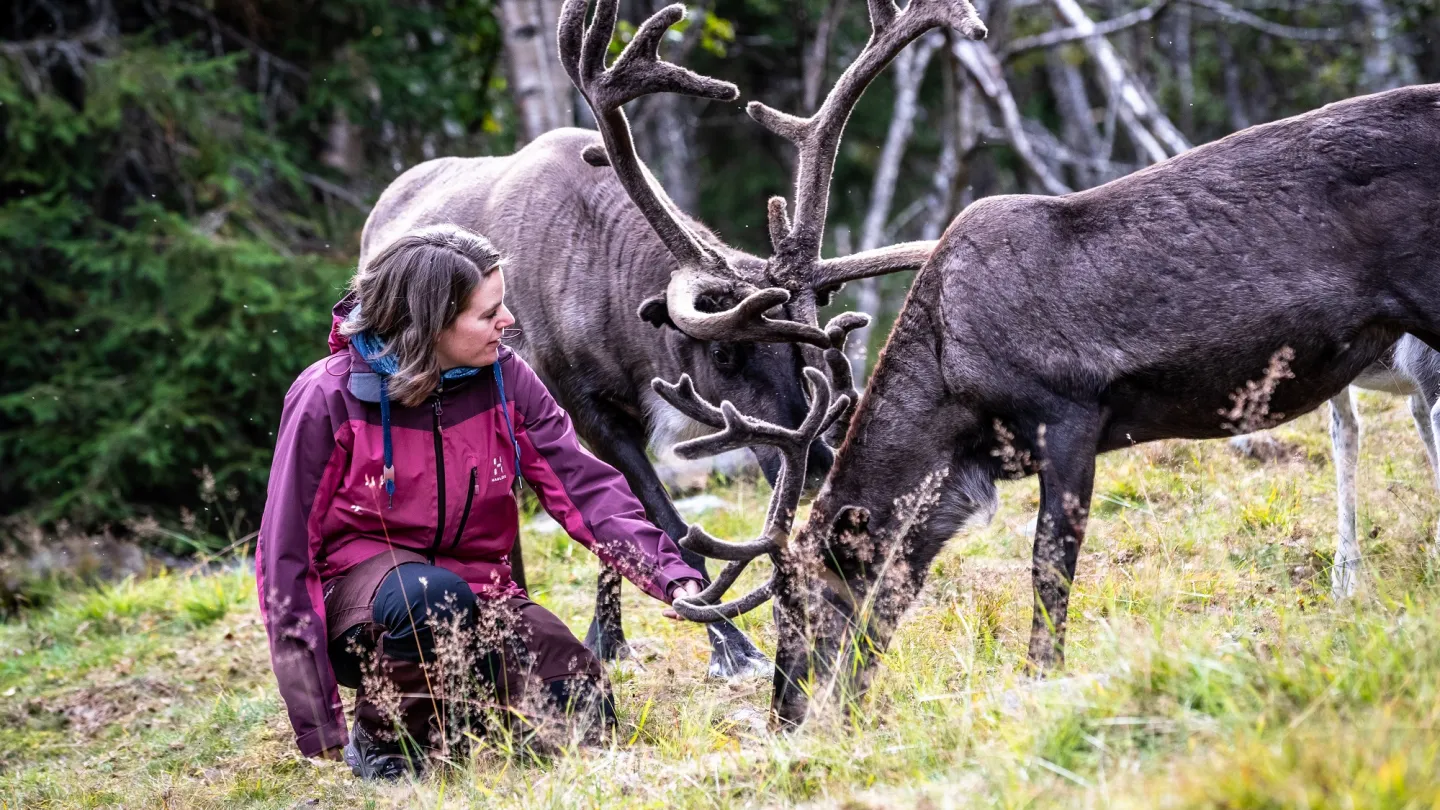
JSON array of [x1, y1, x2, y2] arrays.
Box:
[[654, 367, 850, 621], [688, 0, 987, 412], [557, 0, 831, 347], [758, 0, 987, 291]]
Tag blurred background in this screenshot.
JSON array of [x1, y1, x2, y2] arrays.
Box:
[[3, 0, 1437, 561]]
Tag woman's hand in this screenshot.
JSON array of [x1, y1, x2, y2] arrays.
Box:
[[662, 579, 703, 621]]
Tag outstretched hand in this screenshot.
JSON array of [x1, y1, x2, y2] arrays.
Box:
[[662, 580, 703, 621]]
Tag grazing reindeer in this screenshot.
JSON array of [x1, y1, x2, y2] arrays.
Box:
[[663, 75, 1440, 726], [360, 0, 949, 675]]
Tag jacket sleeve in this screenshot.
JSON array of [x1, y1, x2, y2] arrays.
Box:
[[505, 356, 702, 601], [256, 373, 349, 757]]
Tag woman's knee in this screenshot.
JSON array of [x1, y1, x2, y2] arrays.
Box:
[[372, 563, 476, 661]]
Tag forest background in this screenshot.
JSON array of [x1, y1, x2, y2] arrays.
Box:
[[3, 0, 1439, 559]]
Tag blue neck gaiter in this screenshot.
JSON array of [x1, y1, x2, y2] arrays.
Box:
[[346, 305, 513, 509]]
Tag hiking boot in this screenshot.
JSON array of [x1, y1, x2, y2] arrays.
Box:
[[343, 725, 423, 781]]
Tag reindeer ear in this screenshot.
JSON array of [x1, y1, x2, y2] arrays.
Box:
[[833, 505, 870, 536], [581, 144, 611, 167], [638, 296, 676, 329]]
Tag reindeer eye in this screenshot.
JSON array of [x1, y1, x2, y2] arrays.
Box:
[[710, 343, 739, 373]]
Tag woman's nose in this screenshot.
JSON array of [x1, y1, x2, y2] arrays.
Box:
[[497, 304, 516, 330]]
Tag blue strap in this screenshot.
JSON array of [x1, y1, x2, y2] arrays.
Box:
[[379, 376, 395, 508], [494, 361, 521, 482]]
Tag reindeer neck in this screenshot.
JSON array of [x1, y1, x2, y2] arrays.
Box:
[[808, 270, 998, 586]]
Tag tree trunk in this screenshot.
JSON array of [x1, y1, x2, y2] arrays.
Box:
[[803, 0, 846, 113], [651, 98, 699, 213], [499, 0, 574, 144], [1357, 0, 1419, 92], [1172, 2, 1194, 136], [1216, 29, 1250, 132], [1044, 45, 1103, 188], [921, 44, 966, 240]]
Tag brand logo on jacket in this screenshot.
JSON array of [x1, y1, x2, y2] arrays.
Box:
[[491, 456, 507, 483]]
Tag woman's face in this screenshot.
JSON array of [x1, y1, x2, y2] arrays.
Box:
[[434, 270, 515, 370]]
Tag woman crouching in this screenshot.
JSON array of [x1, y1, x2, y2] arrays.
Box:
[[257, 224, 703, 779]]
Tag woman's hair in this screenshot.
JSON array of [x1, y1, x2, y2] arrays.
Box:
[[341, 224, 503, 407]]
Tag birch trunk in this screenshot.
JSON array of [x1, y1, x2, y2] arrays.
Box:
[[499, 0, 574, 144], [1357, 0, 1419, 92]]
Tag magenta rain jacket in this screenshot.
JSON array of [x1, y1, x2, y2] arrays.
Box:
[[257, 299, 702, 757]]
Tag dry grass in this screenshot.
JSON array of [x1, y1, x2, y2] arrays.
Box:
[[3, 392, 1440, 808]]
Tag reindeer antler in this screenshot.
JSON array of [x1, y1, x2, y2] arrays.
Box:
[[821, 311, 869, 444], [757, 0, 987, 289], [653, 367, 850, 621], [557, 0, 831, 347], [736, 0, 985, 424]]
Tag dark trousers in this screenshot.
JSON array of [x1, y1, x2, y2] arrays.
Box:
[[325, 558, 615, 750]]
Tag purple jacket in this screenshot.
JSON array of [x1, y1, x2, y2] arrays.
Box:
[[257, 300, 701, 757]]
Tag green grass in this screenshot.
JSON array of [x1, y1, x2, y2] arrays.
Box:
[[3, 392, 1440, 808]]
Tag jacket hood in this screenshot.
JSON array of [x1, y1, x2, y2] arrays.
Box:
[[329, 293, 358, 355]]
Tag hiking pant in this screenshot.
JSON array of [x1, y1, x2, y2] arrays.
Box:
[[324, 551, 615, 750]]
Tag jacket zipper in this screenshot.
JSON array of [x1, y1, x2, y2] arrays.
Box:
[[450, 467, 478, 552], [428, 386, 446, 564]]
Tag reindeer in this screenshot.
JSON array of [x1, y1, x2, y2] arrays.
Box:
[[359, 0, 954, 676], [654, 42, 1440, 723]]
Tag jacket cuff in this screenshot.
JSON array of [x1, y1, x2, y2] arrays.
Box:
[[296, 716, 349, 758], [654, 563, 706, 604]]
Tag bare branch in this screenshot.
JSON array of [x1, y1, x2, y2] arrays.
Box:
[[1048, 0, 1190, 161], [1002, 0, 1170, 60], [302, 173, 370, 213], [1186, 0, 1346, 41], [954, 38, 1073, 195]]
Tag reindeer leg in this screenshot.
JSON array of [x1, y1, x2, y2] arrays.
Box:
[[1026, 409, 1101, 673], [1410, 393, 1440, 487], [1428, 394, 1440, 558], [586, 566, 630, 661], [1329, 389, 1361, 600], [572, 397, 771, 677]]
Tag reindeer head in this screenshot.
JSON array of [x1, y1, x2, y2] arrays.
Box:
[[557, 0, 982, 481]]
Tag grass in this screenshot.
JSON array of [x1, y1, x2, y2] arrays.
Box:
[[3, 391, 1440, 808]]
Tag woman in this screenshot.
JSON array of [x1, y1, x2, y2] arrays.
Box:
[[257, 224, 703, 780]]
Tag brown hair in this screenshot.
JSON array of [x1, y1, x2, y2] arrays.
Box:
[[341, 225, 503, 407]]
